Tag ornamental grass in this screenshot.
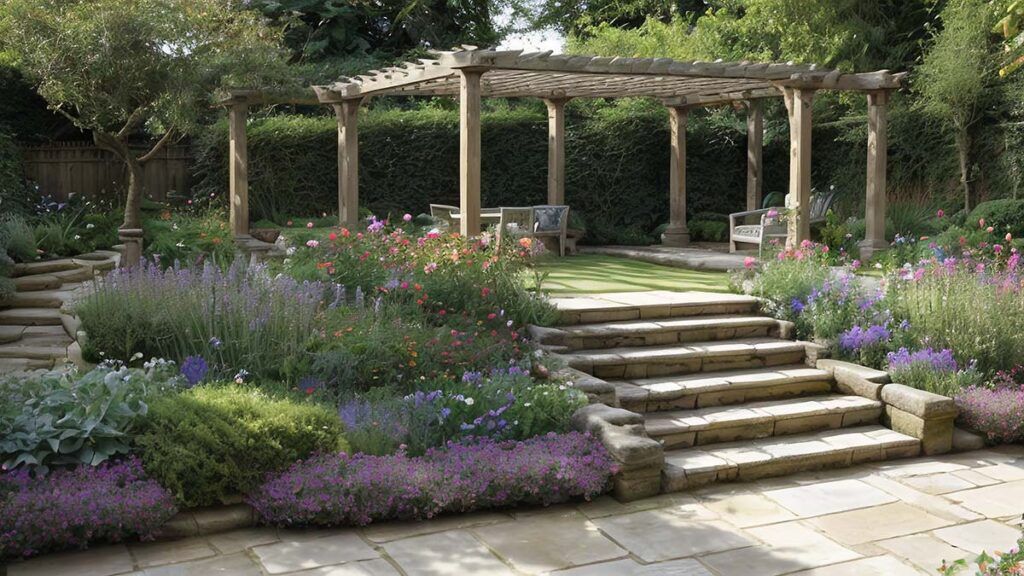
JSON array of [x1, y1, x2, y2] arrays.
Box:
[[248, 432, 615, 527], [0, 458, 176, 559]]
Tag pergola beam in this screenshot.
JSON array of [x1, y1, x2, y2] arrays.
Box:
[[459, 69, 484, 237], [662, 106, 690, 247], [860, 90, 890, 260], [746, 99, 764, 211], [545, 98, 569, 206], [784, 87, 814, 246]]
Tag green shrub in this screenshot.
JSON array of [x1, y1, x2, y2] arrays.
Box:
[[136, 384, 347, 507], [689, 220, 728, 242], [968, 199, 1024, 238], [0, 213, 36, 263]]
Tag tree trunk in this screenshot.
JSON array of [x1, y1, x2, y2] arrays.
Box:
[[955, 129, 971, 213], [122, 158, 144, 229]]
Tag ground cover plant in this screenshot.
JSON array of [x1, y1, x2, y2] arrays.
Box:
[[0, 457, 176, 558], [248, 432, 615, 527]]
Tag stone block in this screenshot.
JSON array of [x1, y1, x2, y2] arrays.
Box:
[[603, 428, 664, 469], [884, 406, 954, 455], [194, 504, 254, 535], [613, 467, 662, 501], [570, 403, 643, 433], [802, 341, 829, 365], [833, 372, 885, 400], [952, 427, 986, 452], [882, 383, 958, 419], [556, 368, 616, 404], [818, 359, 891, 383], [159, 513, 200, 540]]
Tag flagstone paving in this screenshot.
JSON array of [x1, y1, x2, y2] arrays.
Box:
[[6, 446, 1024, 576]]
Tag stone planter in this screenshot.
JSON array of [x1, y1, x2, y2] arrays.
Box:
[[250, 228, 281, 244]]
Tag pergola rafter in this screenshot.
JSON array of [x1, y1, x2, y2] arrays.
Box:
[[223, 47, 906, 258]]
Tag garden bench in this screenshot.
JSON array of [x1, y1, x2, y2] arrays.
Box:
[[728, 187, 837, 255]]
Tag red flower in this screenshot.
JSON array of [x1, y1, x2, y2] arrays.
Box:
[[341, 228, 350, 237], [329, 232, 338, 241], [481, 287, 491, 297]]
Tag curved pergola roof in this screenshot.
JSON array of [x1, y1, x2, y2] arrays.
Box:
[[313, 47, 905, 105]]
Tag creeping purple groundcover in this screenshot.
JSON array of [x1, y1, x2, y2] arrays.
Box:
[[0, 457, 177, 559], [248, 432, 617, 527]]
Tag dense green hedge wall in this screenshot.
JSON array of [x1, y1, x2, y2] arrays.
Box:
[[192, 103, 983, 241], [191, 106, 876, 243]]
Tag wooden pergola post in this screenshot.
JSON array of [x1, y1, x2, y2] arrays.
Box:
[[333, 98, 361, 229], [860, 90, 890, 260], [783, 88, 814, 246], [459, 69, 484, 237], [662, 105, 690, 247], [544, 98, 569, 206], [228, 101, 249, 238], [746, 99, 764, 211]]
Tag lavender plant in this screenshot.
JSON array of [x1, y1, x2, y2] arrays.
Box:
[[248, 432, 615, 527], [76, 258, 340, 380], [956, 385, 1024, 443], [0, 457, 177, 559], [887, 348, 981, 397]]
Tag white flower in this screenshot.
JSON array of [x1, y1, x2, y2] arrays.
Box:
[[286, 247, 296, 256], [559, 385, 566, 390], [85, 223, 95, 230], [175, 241, 186, 248], [524, 402, 532, 407], [464, 397, 475, 406], [874, 262, 883, 269], [74, 234, 81, 240]]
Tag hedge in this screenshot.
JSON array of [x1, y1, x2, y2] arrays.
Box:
[[192, 106, 865, 244], [968, 198, 1024, 238]]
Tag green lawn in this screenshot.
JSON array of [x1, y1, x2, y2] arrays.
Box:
[[533, 254, 732, 295]]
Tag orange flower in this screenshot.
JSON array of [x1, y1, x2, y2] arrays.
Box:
[[518, 237, 532, 248], [159, 210, 172, 221], [211, 237, 222, 245]]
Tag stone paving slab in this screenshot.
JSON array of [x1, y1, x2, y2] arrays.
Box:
[[579, 245, 749, 271], [7, 448, 1024, 576]]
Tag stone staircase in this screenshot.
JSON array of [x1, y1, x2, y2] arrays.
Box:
[[0, 251, 119, 375], [534, 291, 924, 498]]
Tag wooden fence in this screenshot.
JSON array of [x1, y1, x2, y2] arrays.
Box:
[[20, 141, 192, 202]]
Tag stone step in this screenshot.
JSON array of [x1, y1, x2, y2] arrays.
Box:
[[563, 337, 808, 380], [0, 343, 69, 360], [52, 266, 97, 283], [543, 315, 783, 350], [552, 291, 760, 326], [0, 308, 64, 326], [12, 259, 79, 277], [3, 289, 74, 309], [13, 274, 63, 292], [645, 394, 883, 449], [661, 425, 920, 493], [0, 325, 25, 344], [614, 365, 834, 412], [0, 357, 56, 375]]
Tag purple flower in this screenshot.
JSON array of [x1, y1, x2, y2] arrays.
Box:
[[887, 348, 958, 373], [790, 298, 805, 314], [0, 458, 176, 559], [180, 355, 209, 386], [208, 336, 222, 349], [838, 324, 890, 352], [247, 432, 616, 527]]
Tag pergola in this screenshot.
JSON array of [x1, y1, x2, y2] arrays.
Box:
[[222, 48, 905, 258]]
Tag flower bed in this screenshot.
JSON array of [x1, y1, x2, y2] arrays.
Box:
[[248, 432, 615, 527], [0, 458, 176, 558]]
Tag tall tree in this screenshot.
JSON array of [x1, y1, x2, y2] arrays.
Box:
[[0, 0, 290, 247], [916, 0, 998, 211]]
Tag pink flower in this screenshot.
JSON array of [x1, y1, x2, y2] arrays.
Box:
[[766, 209, 779, 218], [1007, 233, 1014, 242], [851, 259, 862, 270], [403, 213, 413, 222], [800, 239, 814, 249], [979, 218, 986, 228], [306, 222, 314, 229], [937, 209, 945, 218], [994, 244, 1004, 254], [306, 239, 319, 248], [743, 256, 756, 269], [987, 227, 995, 234]]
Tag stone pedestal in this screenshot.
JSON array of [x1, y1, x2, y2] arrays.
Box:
[[858, 238, 888, 262], [661, 226, 691, 247], [118, 228, 144, 267]]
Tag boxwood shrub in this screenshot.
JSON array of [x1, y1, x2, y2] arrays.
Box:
[[968, 199, 1024, 238], [135, 385, 347, 507]]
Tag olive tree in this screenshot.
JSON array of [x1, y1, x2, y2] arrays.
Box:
[[916, 0, 998, 212], [0, 0, 289, 251]]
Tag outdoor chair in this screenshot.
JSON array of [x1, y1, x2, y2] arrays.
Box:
[[497, 207, 535, 248], [728, 187, 838, 256], [532, 205, 570, 257], [429, 204, 459, 229]]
